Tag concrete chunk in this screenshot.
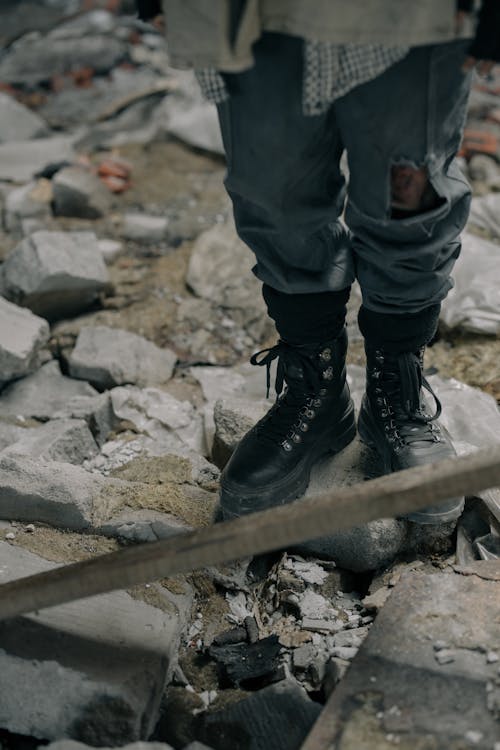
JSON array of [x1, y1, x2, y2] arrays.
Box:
[[53, 391, 115, 446], [0, 92, 48, 142], [0, 296, 49, 385], [0, 542, 191, 744], [0, 230, 110, 320], [53, 166, 112, 219], [0, 360, 97, 420], [122, 213, 169, 243], [315, 572, 500, 749], [2, 418, 98, 465], [0, 136, 75, 182], [4, 179, 52, 234], [68, 326, 177, 389]]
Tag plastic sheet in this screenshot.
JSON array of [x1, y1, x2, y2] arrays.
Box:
[[440, 231, 500, 334]]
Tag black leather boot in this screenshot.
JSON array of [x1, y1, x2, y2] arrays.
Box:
[[358, 346, 464, 524], [220, 329, 356, 519]]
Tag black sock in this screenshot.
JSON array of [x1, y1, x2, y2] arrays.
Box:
[[358, 304, 441, 353], [262, 284, 350, 344]]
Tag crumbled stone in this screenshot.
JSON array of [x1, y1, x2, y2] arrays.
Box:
[[464, 730, 484, 745], [209, 635, 282, 689], [212, 397, 268, 469], [0, 136, 75, 182], [68, 326, 177, 389], [53, 166, 112, 219], [435, 649, 456, 665], [331, 646, 358, 661], [121, 213, 169, 243], [2, 418, 98, 465], [53, 392, 115, 447], [0, 92, 48, 143], [301, 618, 339, 634], [0, 296, 50, 386], [98, 239, 123, 264], [0, 231, 109, 320], [5, 532, 15, 541], [486, 651, 499, 663], [4, 179, 52, 234]]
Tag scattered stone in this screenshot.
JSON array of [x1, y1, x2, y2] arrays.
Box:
[[24, 523, 35, 533], [5, 532, 15, 541], [486, 651, 499, 663], [468, 154, 500, 188], [0, 231, 110, 320], [4, 179, 53, 234], [464, 730, 484, 745], [121, 213, 169, 243], [0, 92, 49, 142], [68, 326, 177, 389], [362, 586, 392, 611], [0, 34, 126, 85], [212, 397, 268, 469], [314, 572, 500, 748], [244, 616, 259, 644], [331, 646, 358, 661], [98, 239, 124, 264], [53, 166, 112, 219], [333, 627, 369, 649], [186, 220, 269, 340], [434, 649, 456, 665], [301, 618, 339, 634], [2, 418, 98, 465], [0, 360, 97, 420], [0, 296, 50, 386], [323, 657, 350, 697], [199, 679, 321, 750], [98, 509, 190, 544], [293, 643, 316, 672], [209, 635, 282, 689], [53, 392, 115, 446], [0, 542, 190, 744], [0, 136, 75, 182], [433, 640, 449, 652]]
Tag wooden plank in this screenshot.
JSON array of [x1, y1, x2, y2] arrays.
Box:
[[0, 446, 499, 621]]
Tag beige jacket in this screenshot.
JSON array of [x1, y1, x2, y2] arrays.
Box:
[[162, 0, 471, 71]]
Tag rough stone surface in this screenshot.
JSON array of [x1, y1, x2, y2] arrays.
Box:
[[98, 239, 124, 264], [0, 136, 75, 182], [212, 397, 268, 469], [198, 679, 321, 750], [186, 220, 269, 339], [4, 179, 53, 234], [53, 166, 112, 219], [53, 391, 116, 447], [98, 508, 191, 544], [0, 296, 50, 385], [0, 542, 191, 744], [0, 92, 49, 142], [0, 230, 110, 320], [122, 213, 169, 243], [2, 418, 98, 465], [0, 360, 97, 420], [314, 572, 500, 749], [0, 34, 126, 85], [68, 326, 177, 389]]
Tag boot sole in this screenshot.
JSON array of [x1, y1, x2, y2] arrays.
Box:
[[220, 401, 357, 520], [358, 404, 464, 525]]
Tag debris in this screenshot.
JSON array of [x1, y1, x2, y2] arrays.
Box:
[[0, 92, 49, 142], [4, 179, 53, 235], [0, 135, 75, 182], [0, 296, 50, 386], [244, 615, 260, 644], [459, 129, 498, 159], [68, 325, 177, 389], [121, 213, 169, 243], [53, 165, 113, 219], [2, 418, 98, 465], [435, 649, 456, 665], [212, 627, 247, 647], [0, 230, 110, 321], [208, 635, 282, 689], [212, 397, 268, 469], [98, 239, 124, 264]]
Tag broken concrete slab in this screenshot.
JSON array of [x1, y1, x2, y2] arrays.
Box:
[[2, 418, 98, 465], [4, 179, 53, 234], [0, 541, 191, 744], [0, 230, 110, 320], [68, 326, 177, 390], [98, 239, 124, 265], [0, 92, 48, 143], [0, 136, 75, 182], [121, 213, 169, 243], [198, 679, 321, 750], [0, 360, 97, 420], [53, 391, 115, 447], [52, 166, 112, 219], [307, 571, 500, 750], [212, 397, 268, 469], [98, 508, 191, 544], [0, 296, 50, 386]]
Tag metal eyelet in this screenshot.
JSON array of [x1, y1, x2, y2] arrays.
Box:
[[292, 433, 302, 444], [305, 409, 316, 419], [300, 422, 309, 432], [319, 388, 328, 397], [282, 440, 293, 452], [319, 348, 332, 363], [322, 367, 334, 381], [313, 398, 322, 408]]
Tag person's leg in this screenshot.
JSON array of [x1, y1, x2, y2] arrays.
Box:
[[335, 40, 472, 523], [215, 33, 356, 518]]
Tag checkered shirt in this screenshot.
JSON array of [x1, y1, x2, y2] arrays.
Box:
[[195, 41, 409, 115]]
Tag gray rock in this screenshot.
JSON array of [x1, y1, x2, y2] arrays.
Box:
[[212, 397, 268, 469], [0, 34, 126, 85], [53, 391, 115, 446], [98, 509, 190, 544], [68, 326, 177, 389], [0, 542, 191, 744], [53, 167, 112, 219], [0, 135, 75, 182], [4, 179, 53, 234], [2, 418, 98, 465], [0, 454, 104, 529], [0, 421, 33, 452], [98, 239, 124, 264], [0, 231, 110, 320], [122, 213, 169, 243], [316, 572, 500, 749], [186, 220, 269, 340], [468, 154, 500, 188], [0, 297, 49, 385], [199, 679, 321, 750], [0, 92, 49, 143], [0, 360, 97, 420]]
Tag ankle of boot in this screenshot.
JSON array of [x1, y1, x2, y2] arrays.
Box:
[[262, 284, 350, 345], [358, 304, 440, 354]]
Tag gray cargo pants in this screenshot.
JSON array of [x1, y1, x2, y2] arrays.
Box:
[[216, 33, 472, 315]]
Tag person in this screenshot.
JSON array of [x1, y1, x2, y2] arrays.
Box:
[[137, 1, 500, 525]]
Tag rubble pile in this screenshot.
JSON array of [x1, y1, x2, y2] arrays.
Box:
[[0, 3, 499, 750]]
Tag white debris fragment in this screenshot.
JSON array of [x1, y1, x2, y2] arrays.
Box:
[[435, 649, 456, 665], [486, 651, 499, 664], [5, 532, 15, 541], [464, 730, 483, 745], [226, 591, 253, 623], [284, 556, 328, 585]]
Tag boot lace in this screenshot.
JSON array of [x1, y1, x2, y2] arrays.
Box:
[[250, 340, 331, 449], [371, 350, 443, 449]]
